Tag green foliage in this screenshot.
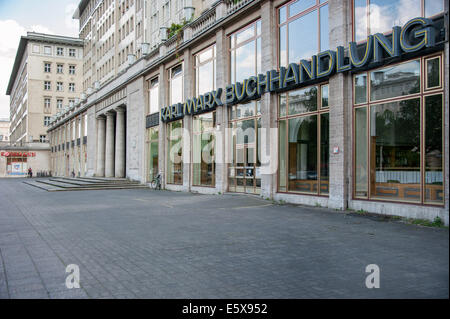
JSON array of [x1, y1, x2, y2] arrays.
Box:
[[408, 216, 446, 228], [167, 22, 185, 39]]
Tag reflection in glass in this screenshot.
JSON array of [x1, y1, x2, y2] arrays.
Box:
[[147, 127, 159, 182], [167, 120, 183, 184], [425, 94, 443, 204], [288, 86, 318, 115], [279, 120, 287, 191], [426, 57, 440, 88], [321, 85, 329, 108], [288, 10, 317, 63], [197, 62, 213, 95], [149, 78, 159, 114], [288, 115, 318, 193], [370, 60, 420, 101], [369, 0, 420, 35], [370, 99, 420, 202], [193, 112, 216, 187], [355, 107, 368, 197], [320, 5, 329, 52], [279, 25, 287, 67], [236, 25, 255, 45], [354, 74, 367, 104], [289, 0, 316, 17], [235, 40, 256, 83], [236, 102, 256, 119], [353, 0, 367, 42], [279, 94, 287, 116], [170, 65, 183, 105], [279, 5, 286, 24], [425, 0, 444, 17], [320, 113, 329, 194]]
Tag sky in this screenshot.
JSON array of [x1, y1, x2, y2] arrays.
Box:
[[0, 0, 80, 120]]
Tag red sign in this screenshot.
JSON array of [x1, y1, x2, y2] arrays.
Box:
[[1, 151, 36, 157]]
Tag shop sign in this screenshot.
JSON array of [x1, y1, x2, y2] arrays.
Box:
[[160, 17, 439, 122], [1, 151, 36, 157]]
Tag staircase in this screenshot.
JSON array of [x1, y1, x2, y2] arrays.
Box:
[[23, 177, 149, 192]]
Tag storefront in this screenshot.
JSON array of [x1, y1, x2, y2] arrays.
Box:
[[0, 147, 51, 177], [48, 0, 448, 224]]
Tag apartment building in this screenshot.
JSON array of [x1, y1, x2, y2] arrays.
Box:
[[6, 32, 84, 146], [48, 0, 448, 224], [0, 119, 10, 145], [74, 0, 211, 91]]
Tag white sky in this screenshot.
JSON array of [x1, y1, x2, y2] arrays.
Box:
[[0, 0, 80, 119]]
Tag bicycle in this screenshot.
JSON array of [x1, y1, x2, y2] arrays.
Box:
[[151, 174, 162, 190]]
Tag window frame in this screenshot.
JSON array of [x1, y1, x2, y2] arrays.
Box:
[[351, 53, 445, 206]]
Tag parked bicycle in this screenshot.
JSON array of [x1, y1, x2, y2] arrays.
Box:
[[151, 174, 162, 190]]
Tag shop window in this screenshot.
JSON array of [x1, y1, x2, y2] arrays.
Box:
[[353, 0, 444, 42], [353, 55, 444, 205], [193, 112, 216, 187], [147, 127, 159, 182], [369, 60, 420, 102], [278, 84, 329, 195], [425, 56, 441, 90], [278, 0, 328, 66], [167, 120, 183, 185]]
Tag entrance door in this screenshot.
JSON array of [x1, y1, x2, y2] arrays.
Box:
[[228, 118, 261, 194]]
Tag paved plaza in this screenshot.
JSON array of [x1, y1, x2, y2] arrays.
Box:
[[0, 178, 448, 299]]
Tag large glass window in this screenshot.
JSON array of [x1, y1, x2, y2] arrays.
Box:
[[193, 112, 216, 187], [147, 127, 159, 182], [278, 0, 329, 66], [230, 20, 261, 83], [278, 83, 329, 195], [195, 45, 216, 96], [167, 120, 183, 185], [228, 21, 262, 194], [353, 55, 444, 205], [148, 77, 159, 114], [353, 0, 445, 42]]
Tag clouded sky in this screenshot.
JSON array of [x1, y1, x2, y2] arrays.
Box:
[[0, 0, 80, 119]]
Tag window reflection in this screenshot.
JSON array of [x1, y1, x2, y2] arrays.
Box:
[[370, 99, 421, 202], [370, 60, 420, 101], [288, 86, 318, 115], [279, 1, 328, 66]]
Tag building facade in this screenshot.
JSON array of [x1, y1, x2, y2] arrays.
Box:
[[6, 32, 84, 146], [48, 0, 449, 224], [0, 119, 10, 145]]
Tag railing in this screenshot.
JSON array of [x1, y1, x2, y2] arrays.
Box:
[[164, 35, 179, 53], [191, 8, 217, 37], [226, 0, 254, 15]]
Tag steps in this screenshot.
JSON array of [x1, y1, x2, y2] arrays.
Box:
[[23, 177, 149, 192]]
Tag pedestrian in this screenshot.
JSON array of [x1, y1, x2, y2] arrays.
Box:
[[71, 169, 75, 178], [28, 167, 33, 178]]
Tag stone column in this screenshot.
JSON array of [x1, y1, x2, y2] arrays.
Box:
[[115, 107, 126, 177], [328, 0, 351, 209], [215, 27, 228, 193], [96, 116, 106, 176], [260, 0, 278, 199], [105, 111, 115, 177]]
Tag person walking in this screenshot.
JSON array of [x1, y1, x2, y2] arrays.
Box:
[[28, 167, 33, 178]]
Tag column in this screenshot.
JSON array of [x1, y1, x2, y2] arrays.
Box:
[[105, 111, 115, 177], [115, 107, 126, 177], [96, 116, 106, 176], [328, 0, 351, 209]]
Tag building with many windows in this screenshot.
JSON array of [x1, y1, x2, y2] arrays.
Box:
[[48, 0, 448, 224], [0, 119, 10, 146], [6, 32, 84, 146]]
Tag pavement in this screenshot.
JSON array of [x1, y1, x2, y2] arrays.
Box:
[[0, 178, 448, 299]]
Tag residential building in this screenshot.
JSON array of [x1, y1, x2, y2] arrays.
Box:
[[48, 0, 449, 224], [6, 32, 83, 146], [0, 119, 10, 145]]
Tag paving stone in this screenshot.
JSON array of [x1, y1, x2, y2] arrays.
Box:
[[0, 178, 448, 299]]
